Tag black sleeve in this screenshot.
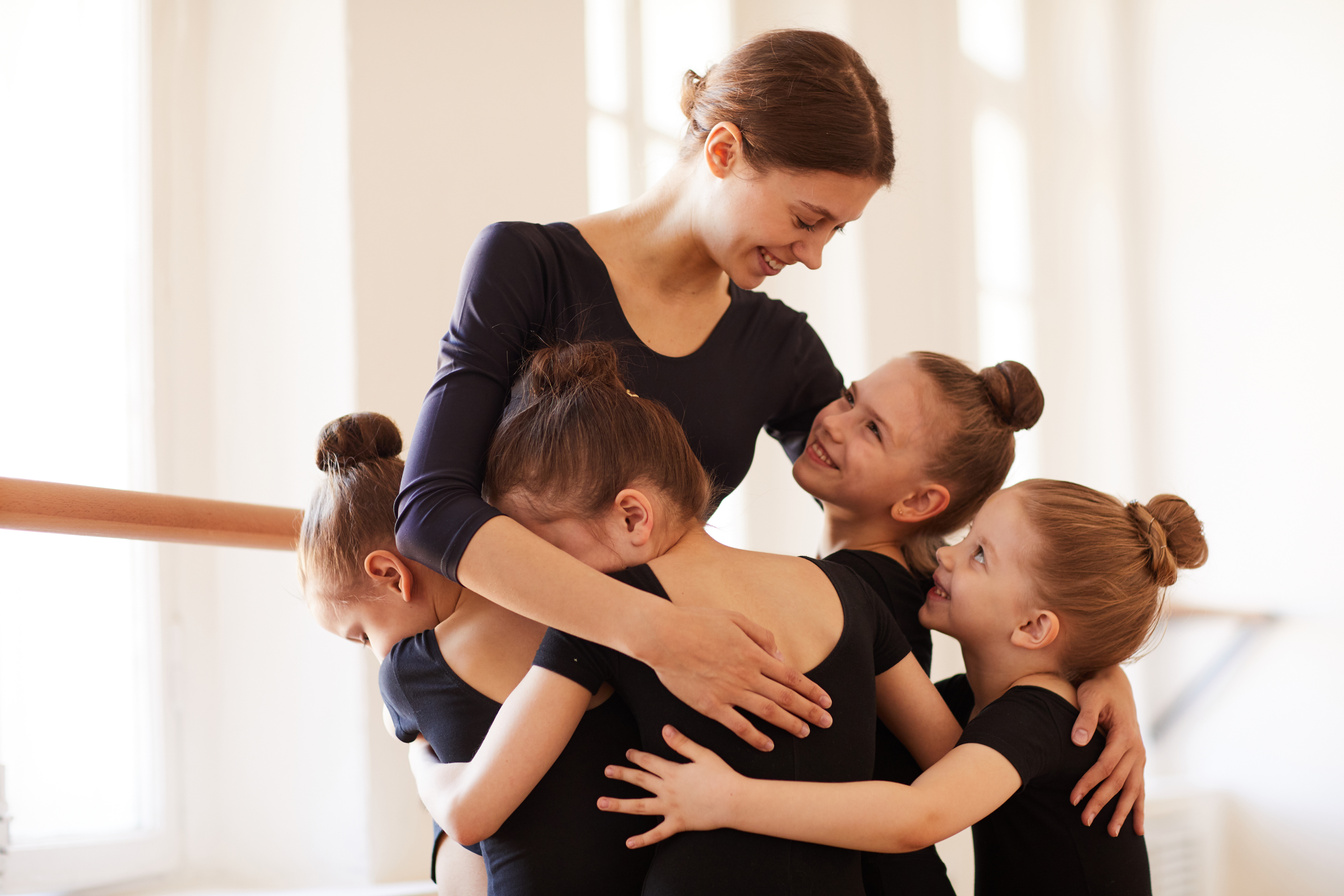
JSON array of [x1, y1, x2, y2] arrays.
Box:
[[394, 223, 551, 581], [868, 582, 911, 675], [763, 309, 842, 461], [957, 688, 1064, 784], [532, 627, 618, 695]]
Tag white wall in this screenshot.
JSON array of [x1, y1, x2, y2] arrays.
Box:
[[1131, 1, 1344, 893], [138, 0, 1342, 890]]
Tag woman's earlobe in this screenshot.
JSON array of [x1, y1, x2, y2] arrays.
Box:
[[703, 122, 745, 178]]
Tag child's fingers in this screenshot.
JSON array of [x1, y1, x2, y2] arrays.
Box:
[[622, 746, 677, 777], [661, 725, 714, 762], [597, 794, 664, 817], [622, 819, 680, 849], [604, 762, 664, 795]]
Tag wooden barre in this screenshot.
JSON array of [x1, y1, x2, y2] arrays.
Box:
[[0, 477, 302, 551]]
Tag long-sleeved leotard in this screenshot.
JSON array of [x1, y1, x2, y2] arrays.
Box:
[[394, 221, 843, 580]]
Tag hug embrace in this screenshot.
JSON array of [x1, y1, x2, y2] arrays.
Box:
[[298, 27, 1204, 896]]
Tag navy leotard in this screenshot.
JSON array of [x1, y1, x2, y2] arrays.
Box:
[[380, 630, 651, 895], [825, 550, 956, 896], [394, 221, 843, 581], [533, 560, 910, 896]]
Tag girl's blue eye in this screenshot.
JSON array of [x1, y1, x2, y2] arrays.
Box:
[[973, 546, 986, 564]]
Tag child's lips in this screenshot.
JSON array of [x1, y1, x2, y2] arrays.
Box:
[[807, 440, 837, 469]]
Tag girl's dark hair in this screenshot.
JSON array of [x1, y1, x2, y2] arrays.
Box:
[[1017, 481, 1209, 680], [298, 412, 404, 600], [903, 353, 1044, 573], [484, 342, 711, 525], [679, 29, 895, 184]]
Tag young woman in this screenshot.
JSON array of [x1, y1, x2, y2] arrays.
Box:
[[395, 29, 896, 748], [598, 482, 1207, 896], [410, 342, 963, 895], [298, 413, 650, 895]]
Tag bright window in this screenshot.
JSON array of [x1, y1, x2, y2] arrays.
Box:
[[0, 0, 171, 889]]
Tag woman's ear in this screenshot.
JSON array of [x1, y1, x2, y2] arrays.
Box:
[[1011, 609, 1060, 650], [703, 122, 746, 178], [891, 484, 952, 524], [364, 550, 413, 602], [612, 488, 656, 547]]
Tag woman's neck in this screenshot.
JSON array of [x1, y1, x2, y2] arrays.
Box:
[[578, 163, 729, 303]]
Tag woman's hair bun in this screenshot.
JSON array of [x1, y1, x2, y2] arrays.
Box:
[[679, 68, 707, 122], [979, 360, 1044, 431], [315, 412, 402, 474]]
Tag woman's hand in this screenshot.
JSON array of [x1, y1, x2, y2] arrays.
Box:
[[645, 605, 832, 752], [598, 725, 742, 848], [1071, 665, 1146, 836]]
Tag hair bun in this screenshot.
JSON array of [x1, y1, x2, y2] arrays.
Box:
[[315, 412, 403, 474], [1127, 495, 1208, 586], [978, 360, 1044, 431], [524, 342, 628, 401], [679, 68, 708, 124]]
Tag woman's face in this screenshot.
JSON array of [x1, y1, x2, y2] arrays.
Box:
[[918, 486, 1040, 644], [703, 163, 881, 290], [793, 356, 941, 519]]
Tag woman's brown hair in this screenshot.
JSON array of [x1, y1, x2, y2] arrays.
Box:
[[679, 29, 895, 184], [298, 412, 404, 602], [1017, 481, 1209, 681], [484, 342, 711, 525], [903, 353, 1045, 574]]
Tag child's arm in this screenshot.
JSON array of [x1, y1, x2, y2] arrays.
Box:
[[1071, 664, 1146, 835], [873, 653, 962, 769], [409, 665, 591, 845], [599, 725, 1018, 852]]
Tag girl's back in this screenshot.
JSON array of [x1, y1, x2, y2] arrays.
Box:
[[534, 553, 910, 896]]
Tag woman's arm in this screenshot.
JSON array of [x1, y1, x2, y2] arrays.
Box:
[[599, 725, 1018, 852], [873, 653, 962, 770], [1070, 664, 1147, 835], [410, 665, 591, 846], [456, 515, 833, 750]]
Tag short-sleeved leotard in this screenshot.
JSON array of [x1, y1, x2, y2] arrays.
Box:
[[533, 559, 911, 896], [380, 630, 651, 895], [939, 676, 1152, 896], [825, 550, 955, 896], [395, 221, 843, 580]]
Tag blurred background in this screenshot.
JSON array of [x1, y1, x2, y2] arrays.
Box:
[[1, 0, 1340, 893]]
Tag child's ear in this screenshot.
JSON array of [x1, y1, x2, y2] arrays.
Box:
[[613, 488, 655, 547], [1011, 609, 1060, 650], [891, 484, 951, 524], [364, 550, 413, 602]]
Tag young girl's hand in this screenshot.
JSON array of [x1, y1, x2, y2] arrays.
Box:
[[1071, 665, 1146, 836], [597, 725, 742, 848]]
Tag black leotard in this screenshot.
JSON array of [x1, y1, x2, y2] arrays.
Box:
[[380, 630, 651, 894], [533, 560, 910, 896], [940, 676, 1153, 896], [826, 550, 956, 896]]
